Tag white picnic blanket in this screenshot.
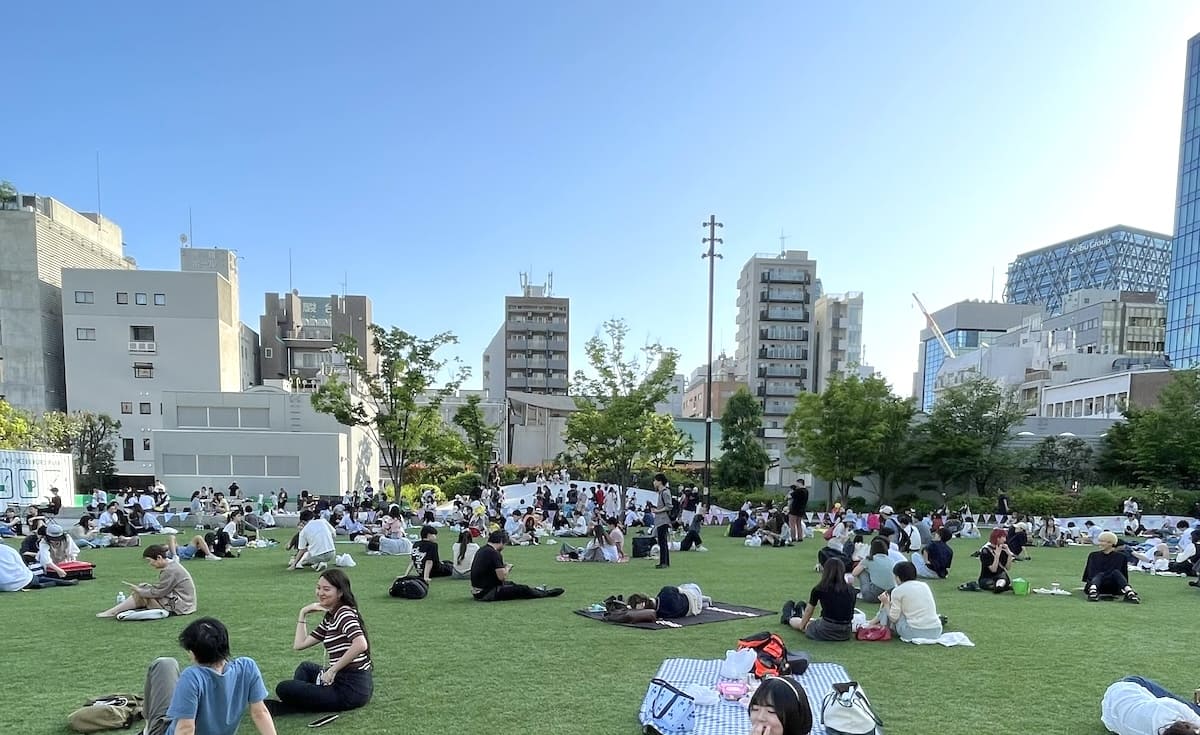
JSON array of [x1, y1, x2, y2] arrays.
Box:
[[640, 658, 853, 735], [905, 631, 975, 647]]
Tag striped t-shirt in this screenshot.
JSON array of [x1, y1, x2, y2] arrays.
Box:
[[313, 605, 372, 672]]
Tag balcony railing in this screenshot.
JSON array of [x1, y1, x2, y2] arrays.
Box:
[[759, 290, 808, 303], [759, 309, 809, 322], [129, 341, 156, 353], [760, 271, 810, 285]]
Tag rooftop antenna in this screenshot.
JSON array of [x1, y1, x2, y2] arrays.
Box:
[[288, 249, 293, 293], [94, 152, 103, 234], [179, 233, 188, 249], [188, 207, 194, 248], [341, 271, 348, 299], [778, 228, 788, 255], [990, 267, 996, 302], [546, 271, 553, 296]]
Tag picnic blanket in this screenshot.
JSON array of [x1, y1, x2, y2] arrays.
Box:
[[905, 631, 975, 647], [639, 658, 852, 735], [574, 602, 773, 629]]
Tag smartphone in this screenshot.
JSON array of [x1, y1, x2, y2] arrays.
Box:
[[308, 714, 338, 728]]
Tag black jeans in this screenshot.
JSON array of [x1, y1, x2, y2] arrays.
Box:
[[656, 523, 670, 566], [1088, 569, 1129, 595], [473, 582, 542, 601], [275, 662, 372, 713], [679, 530, 703, 551]]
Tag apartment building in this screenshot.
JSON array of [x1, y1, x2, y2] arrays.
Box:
[[482, 278, 569, 399], [258, 292, 375, 387]]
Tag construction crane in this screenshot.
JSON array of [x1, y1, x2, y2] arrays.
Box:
[[912, 293, 956, 359]]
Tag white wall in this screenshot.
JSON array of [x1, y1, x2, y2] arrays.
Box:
[[154, 429, 345, 497], [1041, 373, 1133, 419]]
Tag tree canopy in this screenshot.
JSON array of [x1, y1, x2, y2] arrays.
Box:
[[715, 387, 770, 491]]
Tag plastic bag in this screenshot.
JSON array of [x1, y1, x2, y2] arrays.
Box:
[[719, 648, 757, 679], [335, 553, 357, 568]]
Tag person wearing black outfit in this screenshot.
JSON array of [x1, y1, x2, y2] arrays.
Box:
[[1084, 531, 1141, 603], [787, 481, 809, 543], [781, 558, 856, 641], [407, 526, 452, 582], [651, 473, 673, 569], [469, 531, 563, 602], [679, 512, 705, 552]]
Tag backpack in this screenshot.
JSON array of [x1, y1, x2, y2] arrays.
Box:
[[737, 631, 791, 678], [68, 694, 144, 733], [389, 575, 429, 600]]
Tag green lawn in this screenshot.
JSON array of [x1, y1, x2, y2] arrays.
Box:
[[6, 529, 1192, 734]]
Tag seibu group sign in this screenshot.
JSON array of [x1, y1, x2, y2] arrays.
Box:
[[0, 450, 76, 507]]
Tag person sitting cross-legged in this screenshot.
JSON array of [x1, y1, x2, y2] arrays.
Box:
[[862, 561, 944, 641], [978, 528, 1015, 593], [97, 544, 197, 618], [781, 558, 857, 642], [141, 617, 276, 735], [469, 530, 563, 602], [288, 511, 337, 572], [1084, 531, 1141, 603]]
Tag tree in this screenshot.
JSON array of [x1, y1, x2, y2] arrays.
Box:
[[862, 377, 917, 502], [408, 412, 472, 484], [639, 413, 693, 472], [452, 394, 498, 478], [1095, 417, 1138, 486], [922, 377, 1025, 496], [785, 373, 888, 506], [1098, 369, 1200, 488], [564, 319, 679, 512], [74, 412, 120, 489], [31, 411, 79, 453], [715, 387, 770, 491], [311, 325, 467, 493], [1024, 436, 1094, 490], [0, 180, 16, 210], [0, 399, 34, 449]]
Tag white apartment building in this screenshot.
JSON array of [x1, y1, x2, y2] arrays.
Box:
[[812, 291, 864, 393], [481, 278, 570, 400], [735, 250, 818, 487], [61, 248, 244, 481], [0, 193, 135, 413], [153, 385, 378, 498]]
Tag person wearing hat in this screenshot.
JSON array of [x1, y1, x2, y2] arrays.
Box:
[[879, 505, 903, 543], [37, 522, 80, 572], [1083, 531, 1141, 603]]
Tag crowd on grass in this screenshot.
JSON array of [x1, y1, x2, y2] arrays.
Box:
[[5, 475, 1200, 734]]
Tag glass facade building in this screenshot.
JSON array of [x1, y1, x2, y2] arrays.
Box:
[[919, 329, 1007, 412], [1167, 33, 1200, 366], [1004, 226, 1170, 316]]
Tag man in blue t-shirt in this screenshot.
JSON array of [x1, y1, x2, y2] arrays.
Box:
[[143, 617, 276, 735]]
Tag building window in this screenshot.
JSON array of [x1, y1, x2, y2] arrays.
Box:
[[130, 325, 155, 342], [120, 402, 133, 414], [116, 292, 129, 304], [153, 293, 166, 306], [133, 362, 154, 378], [139, 402, 152, 414], [135, 292, 148, 305], [76, 328, 97, 341], [143, 438, 151, 451], [264, 347, 273, 359], [74, 291, 94, 304], [122, 438, 134, 461]]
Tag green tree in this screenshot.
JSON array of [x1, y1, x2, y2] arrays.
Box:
[[715, 388, 770, 491], [862, 376, 917, 502], [638, 413, 693, 472], [564, 319, 679, 512], [1095, 417, 1138, 485], [311, 325, 467, 493], [922, 377, 1025, 496], [31, 411, 80, 453], [1107, 369, 1200, 487], [452, 394, 498, 478], [0, 180, 16, 210], [409, 411, 471, 483], [1024, 435, 1095, 490], [0, 399, 34, 449], [73, 412, 121, 489], [785, 373, 887, 506]]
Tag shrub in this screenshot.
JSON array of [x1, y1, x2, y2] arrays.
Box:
[[442, 472, 482, 498], [400, 483, 445, 507], [1074, 487, 1119, 516], [1010, 488, 1074, 518]]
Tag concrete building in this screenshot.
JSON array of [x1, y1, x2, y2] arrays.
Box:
[[1004, 226, 1170, 315], [504, 390, 575, 466], [654, 374, 686, 418], [912, 300, 1043, 412], [420, 388, 505, 463], [0, 193, 135, 413], [153, 384, 378, 497], [239, 324, 261, 390], [482, 277, 570, 399], [812, 291, 864, 393], [735, 250, 818, 487], [681, 378, 745, 420], [1040, 369, 1173, 420], [61, 248, 243, 482], [1167, 32, 1200, 365], [258, 292, 374, 387]]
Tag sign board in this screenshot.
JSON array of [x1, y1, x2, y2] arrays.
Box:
[[0, 450, 76, 507]]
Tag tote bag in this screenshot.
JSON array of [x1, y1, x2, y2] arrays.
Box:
[[820, 681, 883, 735], [642, 678, 695, 735]]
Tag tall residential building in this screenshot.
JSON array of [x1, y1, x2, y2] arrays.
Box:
[[1004, 226, 1170, 315], [258, 292, 374, 387], [62, 248, 244, 482], [812, 292, 864, 393], [0, 193, 135, 413], [1167, 32, 1200, 366], [735, 250, 817, 487], [912, 300, 1042, 412], [481, 278, 569, 398]]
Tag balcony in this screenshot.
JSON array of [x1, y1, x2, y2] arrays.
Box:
[[506, 338, 527, 350], [545, 322, 568, 333], [506, 357, 527, 369], [757, 366, 808, 380], [759, 309, 809, 323], [758, 348, 809, 361], [547, 358, 568, 370], [762, 402, 795, 416], [756, 382, 803, 397], [129, 341, 156, 353], [760, 271, 810, 285], [527, 339, 548, 351], [547, 377, 568, 390], [759, 290, 809, 304]]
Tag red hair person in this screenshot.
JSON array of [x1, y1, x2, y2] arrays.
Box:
[[978, 528, 1014, 593]]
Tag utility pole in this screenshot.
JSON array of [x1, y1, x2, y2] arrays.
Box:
[[701, 215, 723, 508]]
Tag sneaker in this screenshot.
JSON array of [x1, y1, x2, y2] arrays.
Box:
[[654, 563, 669, 569], [697, 545, 709, 552], [1124, 590, 1141, 604], [938, 614, 948, 626], [1086, 586, 1100, 602], [545, 587, 564, 597], [205, 554, 222, 561], [780, 600, 796, 625], [314, 562, 328, 573]]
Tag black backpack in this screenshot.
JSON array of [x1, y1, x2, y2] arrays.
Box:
[[389, 575, 428, 600]]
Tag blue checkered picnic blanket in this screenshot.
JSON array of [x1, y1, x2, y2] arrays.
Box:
[[639, 658, 852, 735]]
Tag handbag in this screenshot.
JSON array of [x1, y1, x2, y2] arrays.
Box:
[[642, 678, 695, 735], [820, 681, 884, 735], [855, 625, 891, 642]]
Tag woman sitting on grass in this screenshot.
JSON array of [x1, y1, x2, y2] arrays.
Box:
[[451, 530, 478, 579], [978, 528, 1014, 592], [70, 515, 112, 549], [267, 569, 372, 716], [582, 524, 618, 562], [748, 675, 813, 735], [850, 537, 897, 603], [781, 558, 857, 642], [863, 560, 943, 641]]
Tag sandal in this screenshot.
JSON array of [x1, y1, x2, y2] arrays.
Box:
[[1124, 590, 1141, 604]]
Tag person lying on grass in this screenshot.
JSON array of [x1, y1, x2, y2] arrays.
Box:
[[781, 558, 857, 642], [97, 544, 197, 618], [167, 533, 221, 562], [1084, 531, 1141, 603], [749, 675, 813, 735], [1100, 676, 1200, 735], [605, 583, 712, 623], [860, 560, 943, 641]]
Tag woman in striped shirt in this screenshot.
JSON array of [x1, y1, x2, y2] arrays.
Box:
[[266, 569, 373, 716]]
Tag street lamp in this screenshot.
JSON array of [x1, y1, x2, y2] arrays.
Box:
[[701, 215, 723, 507]]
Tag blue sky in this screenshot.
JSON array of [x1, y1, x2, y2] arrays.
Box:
[[5, 2, 1200, 395]]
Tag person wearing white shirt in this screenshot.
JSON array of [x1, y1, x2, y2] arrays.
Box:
[[450, 530, 479, 579], [1101, 677, 1200, 735], [288, 512, 336, 571], [866, 561, 943, 641], [0, 544, 33, 592], [504, 512, 531, 545]]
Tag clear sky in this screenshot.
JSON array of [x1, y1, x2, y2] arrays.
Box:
[[5, 2, 1200, 396]]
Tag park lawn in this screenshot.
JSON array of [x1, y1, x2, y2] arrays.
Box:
[[4, 529, 1191, 734]]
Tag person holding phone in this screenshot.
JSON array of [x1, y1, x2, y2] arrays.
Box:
[[266, 569, 373, 716], [96, 544, 196, 618]]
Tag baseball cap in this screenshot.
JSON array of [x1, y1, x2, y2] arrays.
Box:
[[879, 505, 894, 515]]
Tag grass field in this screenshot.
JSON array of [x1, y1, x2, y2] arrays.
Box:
[[6, 528, 1193, 734]]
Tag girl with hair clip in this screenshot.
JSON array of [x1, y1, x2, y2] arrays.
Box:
[[748, 675, 813, 735]]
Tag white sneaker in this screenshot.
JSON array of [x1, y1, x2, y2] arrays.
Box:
[[205, 554, 222, 561], [314, 562, 328, 573], [697, 546, 709, 552]]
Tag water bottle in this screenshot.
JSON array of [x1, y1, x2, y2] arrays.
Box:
[[116, 591, 126, 604]]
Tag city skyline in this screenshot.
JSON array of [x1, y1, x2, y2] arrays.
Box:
[[4, 3, 1200, 397]]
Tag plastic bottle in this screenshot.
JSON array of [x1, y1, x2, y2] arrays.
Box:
[[116, 591, 126, 604]]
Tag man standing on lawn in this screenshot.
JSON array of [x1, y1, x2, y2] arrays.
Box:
[[470, 530, 563, 601], [652, 473, 673, 569]]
